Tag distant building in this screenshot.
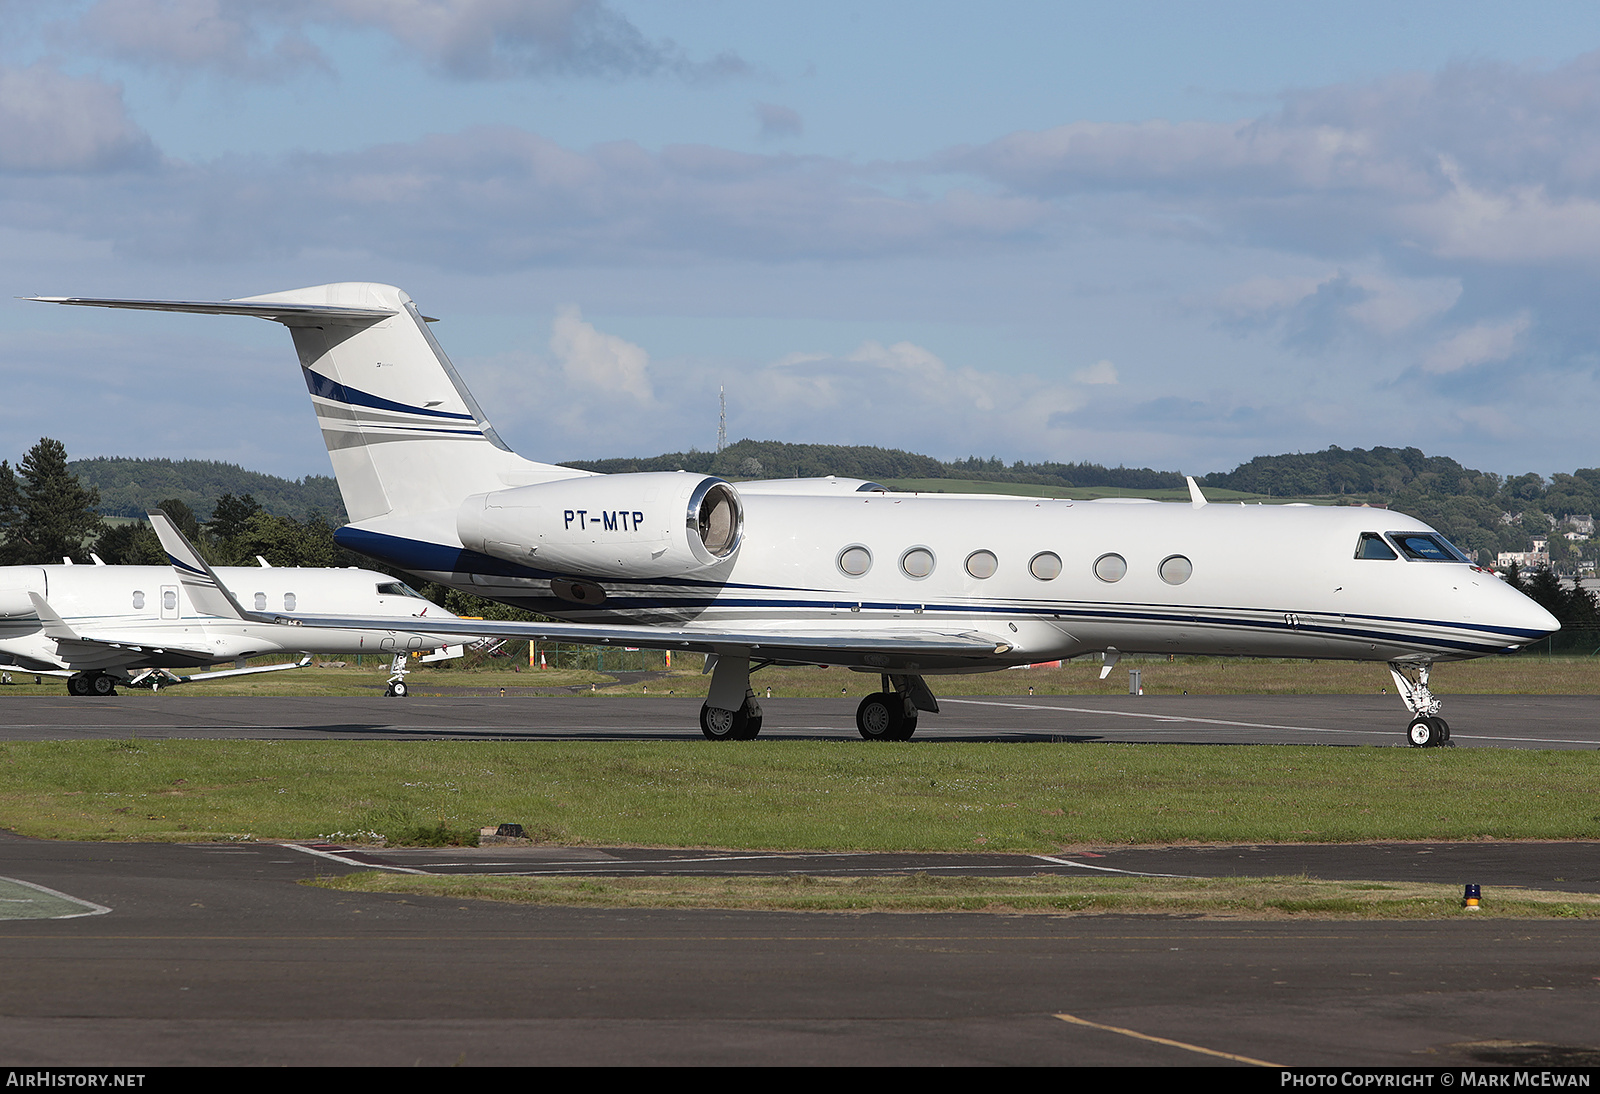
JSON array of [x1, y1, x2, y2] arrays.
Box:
[[1497, 550, 1551, 571]]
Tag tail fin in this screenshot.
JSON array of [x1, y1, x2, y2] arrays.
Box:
[[37, 283, 587, 521]]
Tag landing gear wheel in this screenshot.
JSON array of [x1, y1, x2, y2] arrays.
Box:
[[388, 681, 408, 697], [89, 673, 118, 697], [1406, 715, 1444, 748], [700, 700, 761, 741], [67, 673, 91, 696], [857, 692, 915, 741]]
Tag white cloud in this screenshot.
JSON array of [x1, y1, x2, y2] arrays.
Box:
[[67, 0, 329, 80], [1072, 359, 1118, 384], [0, 64, 154, 172], [0, 126, 1048, 266], [60, 0, 744, 82], [1420, 314, 1531, 375], [756, 102, 803, 140], [549, 304, 652, 400]]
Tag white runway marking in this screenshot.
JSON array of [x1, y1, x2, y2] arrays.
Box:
[[1030, 854, 1198, 879], [0, 876, 112, 919], [283, 843, 427, 874]]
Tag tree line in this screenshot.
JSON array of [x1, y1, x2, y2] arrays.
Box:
[[0, 437, 358, 570]]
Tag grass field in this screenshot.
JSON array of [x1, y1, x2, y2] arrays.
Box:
[[313, 871, 1600, 919], [3, 738, 1598, 847]]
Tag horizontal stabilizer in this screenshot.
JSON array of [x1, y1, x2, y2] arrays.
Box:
[[29, 296, 394, 323]]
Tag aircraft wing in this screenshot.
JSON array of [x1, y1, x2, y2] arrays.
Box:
[[145, 656, 314, 687], [147, 509, 1012, 663], [26, 593, 222, 660], [252, 611, 1011, 660]]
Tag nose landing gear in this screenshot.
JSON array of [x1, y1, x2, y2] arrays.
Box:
[[383, 652, 410, 697], [1390, 662, 1452, 748]]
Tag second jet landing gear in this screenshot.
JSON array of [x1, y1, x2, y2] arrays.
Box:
[[1389, 661, 1451, 748], [66, 672, 118, 697]]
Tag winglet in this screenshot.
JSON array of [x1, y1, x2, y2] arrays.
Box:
[[1186, 476, 1209, 508], [148, 510, 251, 620], [28, 593, 80, 641]]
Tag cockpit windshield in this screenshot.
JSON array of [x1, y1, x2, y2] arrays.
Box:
[[376, 581, 430, 599], [1355, 532, 1397, 560], [1387, 532, 1470, 563]]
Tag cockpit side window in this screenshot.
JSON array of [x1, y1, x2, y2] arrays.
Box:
[[1388, 532, 1468, 562], [376, 581, 429, 599], [1355, 532, 1397, 560]]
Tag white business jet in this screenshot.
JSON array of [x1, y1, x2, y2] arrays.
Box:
[[0, 527, 466, 696], [37, 284, 1560, 745]]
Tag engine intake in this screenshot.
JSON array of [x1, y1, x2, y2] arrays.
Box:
[[457, 472, 744, 579]]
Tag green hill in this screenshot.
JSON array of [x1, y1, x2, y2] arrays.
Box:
[[69, 457, 347, 524]]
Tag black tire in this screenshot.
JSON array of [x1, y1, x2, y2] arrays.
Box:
[[857, 692, 912, 741], [700, 703, 747, 741], [1406, 716, 1438, 748], [391, 681, 408, 697], [67, 674, 91, 697], [1434, 716, 1450, 742], [89, 674, 118, 697]]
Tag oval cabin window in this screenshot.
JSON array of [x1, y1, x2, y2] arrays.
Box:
[[1029, 552, 1062, 580], [1094, 553, 1127, 582], [254, 593, 267, 611], [838, 546, 872, 577], [1159, 555, 1193, 585], [900, 547, 935, 579], [965, 550, 998, 579], [283, 592, 297, 611]]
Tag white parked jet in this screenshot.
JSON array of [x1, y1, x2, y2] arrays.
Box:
[[38, 284, 1561, 744], [0, 531, 466, 696]]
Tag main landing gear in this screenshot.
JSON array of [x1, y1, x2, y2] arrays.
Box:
[[696, 656, 941, 742], [1389, 662, 1451, 748], [699, 692, 763, 740], [66, 672, 118, 697], [855, 675, 939, 741]]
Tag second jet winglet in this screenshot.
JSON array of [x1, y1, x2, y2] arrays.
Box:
[[147, 510, 250, 621]]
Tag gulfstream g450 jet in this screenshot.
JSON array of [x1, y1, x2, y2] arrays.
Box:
[[38, 284, 1560, 745]]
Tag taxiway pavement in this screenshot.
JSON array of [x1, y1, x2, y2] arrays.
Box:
[[1, 832, 1598, 1067], [0, 693, 1597, 748]]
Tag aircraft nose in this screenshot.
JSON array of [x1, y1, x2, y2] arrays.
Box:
[[1495, 584, 1560, 646]]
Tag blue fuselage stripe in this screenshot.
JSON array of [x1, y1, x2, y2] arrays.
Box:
[[333, 526, 1531, 657]]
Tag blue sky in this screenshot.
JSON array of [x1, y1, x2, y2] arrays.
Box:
[[6, 1, 1600, 480]]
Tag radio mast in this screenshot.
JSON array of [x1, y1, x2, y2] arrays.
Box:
[[716, 385, 727, 453]]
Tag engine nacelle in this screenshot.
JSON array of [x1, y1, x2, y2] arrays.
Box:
[[0, 588, 39, 619], [457, 472, 744, 579]]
